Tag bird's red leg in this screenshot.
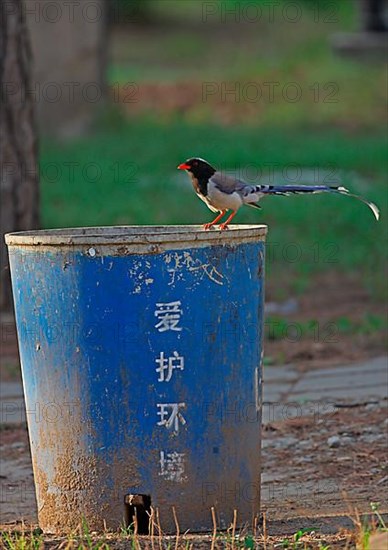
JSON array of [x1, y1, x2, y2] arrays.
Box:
[[203, 210, 226, 230], [219, 210, 237, 230]]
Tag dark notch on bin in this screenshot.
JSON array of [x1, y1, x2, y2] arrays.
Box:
[[124, 494, 152, 535]]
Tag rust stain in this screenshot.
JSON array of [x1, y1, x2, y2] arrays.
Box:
[[33, 440, 143, 533]]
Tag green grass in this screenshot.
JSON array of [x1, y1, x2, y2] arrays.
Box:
[[0, 502, 386, 549], [0, 529, 43, 550], [40, 119, 387, 297]]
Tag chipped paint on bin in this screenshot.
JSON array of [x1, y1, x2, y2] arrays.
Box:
[[5, 225, 267, 534]]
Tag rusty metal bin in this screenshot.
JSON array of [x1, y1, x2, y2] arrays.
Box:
[[5, 225, 267, 534]]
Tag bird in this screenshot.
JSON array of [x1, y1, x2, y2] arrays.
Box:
[[177, 157, 380, 230]]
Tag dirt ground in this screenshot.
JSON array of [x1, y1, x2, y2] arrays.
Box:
[[264, 271, 387, 371], [1, 273, 387, 548]]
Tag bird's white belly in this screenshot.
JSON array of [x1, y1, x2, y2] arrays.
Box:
[[198, 193, 219, 212], [207, 186, 243, 211]]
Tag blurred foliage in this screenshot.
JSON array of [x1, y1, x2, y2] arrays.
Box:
[[108, 0, 384, 128]]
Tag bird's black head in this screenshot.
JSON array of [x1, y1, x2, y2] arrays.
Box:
[[177, 158, 216, 180]]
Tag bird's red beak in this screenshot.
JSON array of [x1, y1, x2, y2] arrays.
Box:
[[177, 163, 190, 170]]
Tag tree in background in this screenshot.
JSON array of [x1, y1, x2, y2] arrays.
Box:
[[0, 0, 39, 311], [26, 0, 107, 138]]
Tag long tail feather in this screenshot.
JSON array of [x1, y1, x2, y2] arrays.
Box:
[[258, 184, 379, 220], [334, 186, 380, 221]]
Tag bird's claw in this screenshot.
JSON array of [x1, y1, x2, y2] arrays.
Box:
[[202, 223, 214, 230], [219, 223, 229, 231]]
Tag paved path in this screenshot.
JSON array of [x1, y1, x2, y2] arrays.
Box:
[[0, 381, 26, 426], [263, 355, 387, 423], [1, 356, 387, 426]]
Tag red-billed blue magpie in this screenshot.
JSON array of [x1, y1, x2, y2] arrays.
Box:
[[177, 157, 380, 230]]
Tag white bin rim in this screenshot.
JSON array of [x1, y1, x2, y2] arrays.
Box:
[[5, 225, 268, 247]]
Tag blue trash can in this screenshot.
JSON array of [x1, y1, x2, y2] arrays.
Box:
[[6, 225, 267, 534]]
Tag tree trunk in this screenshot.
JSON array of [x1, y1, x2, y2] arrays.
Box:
[[0, 0, 39, 312], [26, 0, 107, 138]]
